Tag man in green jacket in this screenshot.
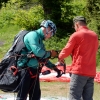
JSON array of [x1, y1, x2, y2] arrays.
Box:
[[16, 20, 61, 100]]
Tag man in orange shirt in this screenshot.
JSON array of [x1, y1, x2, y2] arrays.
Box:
[[58, 16, 99, 100]]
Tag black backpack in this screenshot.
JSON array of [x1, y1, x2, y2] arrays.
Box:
[[0, 30, 29, 92]]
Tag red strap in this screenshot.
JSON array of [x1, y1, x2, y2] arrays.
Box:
[[10, 66, 18, 76], [27, 68, 37, 78]]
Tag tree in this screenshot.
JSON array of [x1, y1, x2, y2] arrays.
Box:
[[85, 0, 100, 66], [38, 0, 62, 24], [38, 0, 75, 38], [0, 0, 9, 8], [85, 0, 100, 38]]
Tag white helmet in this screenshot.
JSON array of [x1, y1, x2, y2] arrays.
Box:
[[40, 20, 57, 36]]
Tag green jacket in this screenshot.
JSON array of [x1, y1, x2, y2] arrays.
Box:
[[17, 28, 55, 69]]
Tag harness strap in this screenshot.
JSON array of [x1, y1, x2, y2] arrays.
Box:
[[27, 68, 37, 78], [10, 66, 18, 76]]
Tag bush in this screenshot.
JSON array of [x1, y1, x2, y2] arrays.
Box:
[[44, 36, 69, 51], [0, 0, 44, 30], [97, 48, 100, 67], [0, 2, 17, 28], [14, 5, 44, 30]]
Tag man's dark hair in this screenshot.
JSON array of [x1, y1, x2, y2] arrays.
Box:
[[73, 16, 86, 24]]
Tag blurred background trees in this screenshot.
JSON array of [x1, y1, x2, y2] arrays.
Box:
[[0, 0, 100, 38]]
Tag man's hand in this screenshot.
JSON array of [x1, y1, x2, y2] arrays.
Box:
[[50, 50, 58, 58], [58, 58, 65, 65], [57, 59, 66, 74], [53, 67, 62, 78]]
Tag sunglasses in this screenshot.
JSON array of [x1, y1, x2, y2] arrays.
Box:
[[48, 29, 54, 36]]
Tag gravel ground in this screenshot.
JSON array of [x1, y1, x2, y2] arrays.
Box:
[[0, 93, 68, 100]]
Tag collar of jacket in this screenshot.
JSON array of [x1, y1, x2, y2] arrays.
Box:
[[77, 26, 88, 32], [36, 28, 45, 40]]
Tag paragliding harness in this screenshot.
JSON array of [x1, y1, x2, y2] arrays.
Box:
[[0, 30, 53, 92], [0, 30, 33, 92], [0, 30, 66, 92]]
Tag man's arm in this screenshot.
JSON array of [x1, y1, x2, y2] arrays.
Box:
[[59, 35, 76, 60]]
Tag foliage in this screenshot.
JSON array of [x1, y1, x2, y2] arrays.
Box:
[[38, 0, 87, 38], [85, 0, 100, 67], [0, 0, 87, 37], [71, 0, 86, 16], [97, 48, 100, 68], [0, 0, 44, 30], [38, 0, 62, 21], [0, 0, 8, 8], [44, 36, 69, 51], [14, 5, 44, 30], [85, 0, 100, 38], [56, 0, 86, 38], [0, 2, 17, 28]]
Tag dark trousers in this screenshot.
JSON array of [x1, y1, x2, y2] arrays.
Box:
[[16, 67, 41, 100], [69, 74, 94, 100]]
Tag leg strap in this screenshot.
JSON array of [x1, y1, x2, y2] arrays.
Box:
[[27, 68, 37, 78]]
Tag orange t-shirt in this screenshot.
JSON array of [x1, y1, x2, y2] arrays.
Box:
[[59, 26, 99, 77]]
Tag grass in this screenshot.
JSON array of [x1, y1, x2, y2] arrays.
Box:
[[40, 82, 69, 98], [0, 81, 100, 100], [94, 82, 100, 100], [40, 81, 100, 100], [0, 25, 21, 59]]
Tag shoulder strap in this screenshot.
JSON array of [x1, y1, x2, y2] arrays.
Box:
[[14, 30, 29, 54], [3, 30, 29, 60]]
